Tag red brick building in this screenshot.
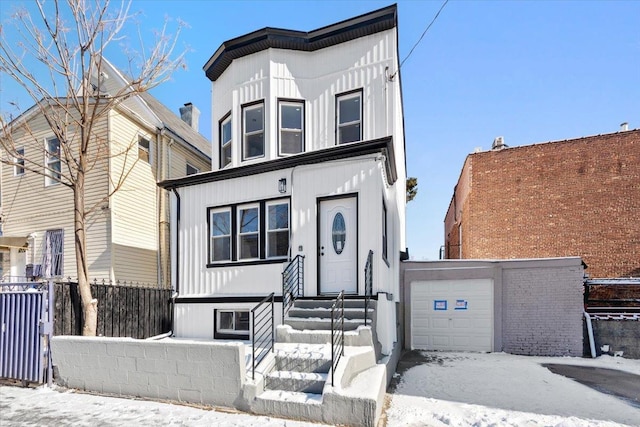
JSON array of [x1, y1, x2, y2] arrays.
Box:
[[444, 128, 640, 278]]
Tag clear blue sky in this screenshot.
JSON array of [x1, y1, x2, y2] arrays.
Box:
[[2, 1, 639, 260]]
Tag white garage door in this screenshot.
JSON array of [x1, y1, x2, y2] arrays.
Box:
[[411, 279, 494, 352]]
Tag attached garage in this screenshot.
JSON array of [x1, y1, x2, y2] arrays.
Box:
[[411, 279, 494, 352]]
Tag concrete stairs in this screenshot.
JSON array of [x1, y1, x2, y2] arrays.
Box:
[[248, 298, 385, 426]]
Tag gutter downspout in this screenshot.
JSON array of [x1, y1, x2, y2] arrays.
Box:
[[170, 187, 181, 335], [584, 311, 596, 358]]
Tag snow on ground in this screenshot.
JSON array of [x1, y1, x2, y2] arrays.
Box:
[[1, 352, 639, 426], [386, 352, 640, 427]]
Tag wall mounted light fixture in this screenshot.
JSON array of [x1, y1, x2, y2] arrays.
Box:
[[278, 178, 287, 193]]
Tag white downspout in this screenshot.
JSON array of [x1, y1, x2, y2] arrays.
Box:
[[584, 311, 596, 358]]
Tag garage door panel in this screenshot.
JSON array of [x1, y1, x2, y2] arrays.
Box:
[[411, 279, 494, 352]]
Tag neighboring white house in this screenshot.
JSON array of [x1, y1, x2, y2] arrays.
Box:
[[0, 59, 211, 287], [159, 5, 406, 340]]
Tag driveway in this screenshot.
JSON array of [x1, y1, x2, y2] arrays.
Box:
[[386, 351, 640, 427]]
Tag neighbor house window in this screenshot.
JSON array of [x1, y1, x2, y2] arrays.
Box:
[[279, 100, 304, 155], [219, 113, 232, 168], [242, 102, 264, 160], [42, 229, 63, 277], [186, 163, 199, 176], [336, 90, 362, 144], [207, 198, 290, 266], [215, 309, 249, 339], [14, 147, 25, 176], [267, 201, 289, 258], [209, 208, 232, 263], [45, 137, 61, 185], [238, 204, 259, 260], [382, 201, 388, 261], [138, 136, 151, 163]]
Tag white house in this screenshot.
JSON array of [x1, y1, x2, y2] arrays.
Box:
[[159, 5, 406, 347]]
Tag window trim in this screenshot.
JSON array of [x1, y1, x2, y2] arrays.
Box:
[[277, 98, 305, 156], [237, 203, 260, 261], [44, 136, 61, 186], [266, 200, 290, 259], [208, 207, 233, 264], [335, 88, 363, 145], [206, 197, 290, 268], [14, 147, 25, 176], [219, 111, 232, 169], [214, 309, 250, 340], [242, 100, 265, 161]]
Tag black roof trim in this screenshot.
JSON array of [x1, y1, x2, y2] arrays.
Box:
[[203, 4, 397, 81], [158, 136, 397, 189]]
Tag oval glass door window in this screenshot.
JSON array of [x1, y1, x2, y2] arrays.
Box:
[[332, 212, 346, 254]]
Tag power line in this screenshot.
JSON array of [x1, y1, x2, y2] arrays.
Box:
[[393, 0, 449, 77]]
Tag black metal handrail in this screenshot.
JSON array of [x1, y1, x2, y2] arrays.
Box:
[[364, 250, 373, 326], [251, 292, 275, 380], [330, 290, 345, 385], [282, 255, 305, 321]]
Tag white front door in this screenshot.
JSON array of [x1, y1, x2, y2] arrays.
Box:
[[319, 196, 357, 295]]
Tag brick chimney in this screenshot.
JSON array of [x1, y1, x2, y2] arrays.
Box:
[[179, 103, 200, 132]]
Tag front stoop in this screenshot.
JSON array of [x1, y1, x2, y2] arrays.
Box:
[[246, 298, 386, 427]]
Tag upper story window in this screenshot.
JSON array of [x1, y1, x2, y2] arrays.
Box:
[[138, 136, 151, 164], [186, 163, 199, 176], [14, 147, 25, 176], [45, 137, 61, 186], [219, 113, 232, 169], [279, 100, 304, 155], [336, 90, 362, 144], [242, 102, 265, 160]]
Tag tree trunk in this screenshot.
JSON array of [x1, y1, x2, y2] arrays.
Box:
[[74, 172, 97, 336]]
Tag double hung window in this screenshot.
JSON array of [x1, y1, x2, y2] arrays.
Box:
[[45, 137, 61, 185], [336, 90, 362, 144], [267, 201, 289, 258], [238, 205, 259, 260], [210, 208, 232, 262], [243, 102, 264, 160], [220, 113, 232, 168], [279, 100, 304, 155]]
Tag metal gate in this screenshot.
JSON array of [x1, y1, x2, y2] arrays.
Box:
[[0, 281, 53, 385]]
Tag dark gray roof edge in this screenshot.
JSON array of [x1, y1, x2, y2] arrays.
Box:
[[203, 4, 397, 81], [158, 136, 397, 189]]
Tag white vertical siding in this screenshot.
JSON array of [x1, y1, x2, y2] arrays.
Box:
[[211, 29, 399, 168]]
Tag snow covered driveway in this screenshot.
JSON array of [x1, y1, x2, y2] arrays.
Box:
[[386, 351, 640, 427]]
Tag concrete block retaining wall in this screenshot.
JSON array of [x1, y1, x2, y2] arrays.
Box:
[[51, 337, 245, 408]]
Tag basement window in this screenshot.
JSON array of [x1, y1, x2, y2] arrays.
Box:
[[214, 309, 249, 340]]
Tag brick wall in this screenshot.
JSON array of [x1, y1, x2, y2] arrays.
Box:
[[502, 265, 584, 356], [51, 337, 245, 408], [445, 130, 640, 278]]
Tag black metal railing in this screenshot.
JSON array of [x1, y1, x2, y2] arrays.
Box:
[[282, 255, 305, 321], [251, 292, 275, 380], [364, 250, 373, 326], [330, 290, 345, 385]]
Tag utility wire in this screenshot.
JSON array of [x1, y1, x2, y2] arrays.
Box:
[[391, 0, 449, 79]]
